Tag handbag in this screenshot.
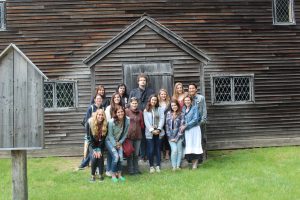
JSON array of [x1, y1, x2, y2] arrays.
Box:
[[122, 138, 135, 158], [119, 118, 135, 157]]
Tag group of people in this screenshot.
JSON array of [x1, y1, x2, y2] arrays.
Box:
[[78, 74, 207, 183]]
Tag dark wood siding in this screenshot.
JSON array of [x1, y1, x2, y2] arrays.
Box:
[[93, 26, 201, 95], [0, 0, 299, 155]]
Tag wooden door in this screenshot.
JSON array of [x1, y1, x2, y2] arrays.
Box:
[[123, 63, 173, 96]]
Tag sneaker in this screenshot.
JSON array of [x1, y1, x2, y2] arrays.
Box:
[[129, 171, 135, 175], [77, 166, 85, 171], [111, 177, 118, 183], [105, 171, 112, 177], [119, 176, 126, 182], [172, 167, 176, 171], [177, 167, 181, 170], [135, 170, 142, 175], [149, 167, 155, 173], [89, 176, 96, 182], [155, 166, 161, 173], [99, 176, 104, 182]]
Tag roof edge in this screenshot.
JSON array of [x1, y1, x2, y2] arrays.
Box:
[[83, 16, 210, 68], [0, 43, 48, 80]]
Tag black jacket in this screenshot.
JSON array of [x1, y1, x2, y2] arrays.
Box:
[[129, 87, 155, 111]]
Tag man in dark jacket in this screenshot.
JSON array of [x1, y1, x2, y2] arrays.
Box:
[[129, 73, 155, 160], [129, 73, 155, 111]]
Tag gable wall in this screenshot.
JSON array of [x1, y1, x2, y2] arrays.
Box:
[[0, 1, 299, 154], [94, 26, 202, 94]]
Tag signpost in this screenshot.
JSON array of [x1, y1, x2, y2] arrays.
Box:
[[0, 44, 47, 200]]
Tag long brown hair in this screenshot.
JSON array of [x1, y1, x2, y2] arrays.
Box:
[[91, 109, 107, 137], [170, 98, 182, 117], [113, 106, 126, 125], [109, 93, 122, 117], [94, 85, 106, 99], [145, 94, 159, 112]]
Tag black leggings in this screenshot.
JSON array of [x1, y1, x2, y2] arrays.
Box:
[[91, 155, 104, 176]]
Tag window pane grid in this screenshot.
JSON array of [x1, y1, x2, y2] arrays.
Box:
[[274, 0, 294, 24], [213, 76, 253, 104], [44, 83, 54, 108], [56, 83, 74, 108], [214, 77, 231, 102], [44, 81, 75, 109], [0, 2, 4, 29], [234, 77, 250, 101]]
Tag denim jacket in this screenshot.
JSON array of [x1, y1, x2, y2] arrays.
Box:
[[182, 105, 199, 130], [106, 116, 130, 147], [192, 94, 207, 123], [165, 111, 185, 141], [143, 107, 165, 139]]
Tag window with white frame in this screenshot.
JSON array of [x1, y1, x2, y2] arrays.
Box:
[[0, 1, 6, 30], [273, 0, 295, 25], [211, 75, 254, 104], [44, 81, 77, 110]]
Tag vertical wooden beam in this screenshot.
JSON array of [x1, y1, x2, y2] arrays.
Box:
[[11, 150, 28, 200]]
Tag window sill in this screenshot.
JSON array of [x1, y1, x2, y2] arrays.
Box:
[[44, 107, 78, 112]]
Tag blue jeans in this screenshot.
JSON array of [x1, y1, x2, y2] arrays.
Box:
[[105, 140, 123, 173], [106, 152, 112, 172], [79, 151, 91, 168], [146, 135, 162, 167], [169, 138, 183, 168]]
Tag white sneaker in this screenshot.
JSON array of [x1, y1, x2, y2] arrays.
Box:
[[172, 167, 176, 171], [155, 166, 161, 173], [105, 171, 112, 177], [149, 167, 155, 173]]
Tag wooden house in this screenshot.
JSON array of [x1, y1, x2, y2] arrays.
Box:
[[0, 0, 299, 156]]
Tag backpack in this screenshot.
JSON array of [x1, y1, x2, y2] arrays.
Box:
[[81, 105, 94, 127]]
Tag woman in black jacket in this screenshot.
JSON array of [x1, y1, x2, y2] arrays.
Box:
[[86, 109, 108, 182]]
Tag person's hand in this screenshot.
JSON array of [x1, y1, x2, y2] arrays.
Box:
[[200, 120, 206, 126], [152, 129, 160, 135], [116, 142, 121, 149], [180, 125, 186, 133], [170, 139, 176, 142], [93, 151, 101, 158]]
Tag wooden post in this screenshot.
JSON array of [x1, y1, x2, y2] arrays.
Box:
[[11, 150, 28, 200]]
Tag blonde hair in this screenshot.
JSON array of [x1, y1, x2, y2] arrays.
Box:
[[158, 89, 170, 107], [172, 82, 184, 99], [91, 109, 107, 137]]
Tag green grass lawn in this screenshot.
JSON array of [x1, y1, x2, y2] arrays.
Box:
[[0, 146, 299, 200]]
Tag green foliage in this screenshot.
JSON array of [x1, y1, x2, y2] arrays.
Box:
[[0, 147, 299, 200]]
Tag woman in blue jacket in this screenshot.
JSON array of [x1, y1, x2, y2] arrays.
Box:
[[143, 95, 165, 173], [181, 95, 203, 169], [165, 99, 185, 171], [106, 106, 130, 182]]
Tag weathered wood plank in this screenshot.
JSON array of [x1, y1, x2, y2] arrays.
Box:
[[13, 50, 29, 148], [11, 150, 28, 200], [0, 49, 14, 148]]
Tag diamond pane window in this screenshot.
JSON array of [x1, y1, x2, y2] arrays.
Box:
[[234, 77, 250, 101], [215, 77, 231, 102], [56, 83, 74, 107], [44, 81, 76, 109], [273, 0, 295, 25], [0, 1, 5, 30], [44, 83, 54, 108], [212, 75, 254, 104]]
